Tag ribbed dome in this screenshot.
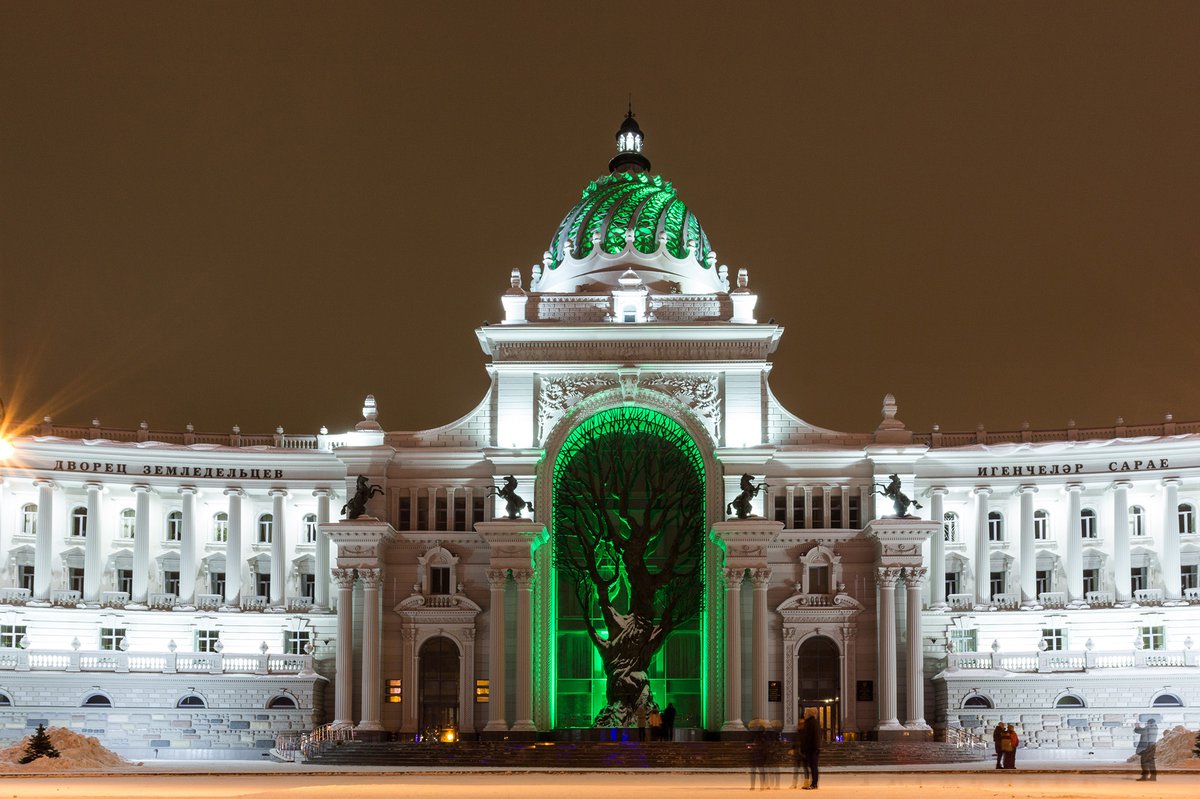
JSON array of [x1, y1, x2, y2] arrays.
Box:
[[544, 171, 715, 272]]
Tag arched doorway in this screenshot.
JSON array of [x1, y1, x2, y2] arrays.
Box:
[[797, 635, 840, 742], [418, 636, 460, 736]]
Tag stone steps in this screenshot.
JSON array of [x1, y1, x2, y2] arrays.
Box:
[[308, 740, 991, 768]]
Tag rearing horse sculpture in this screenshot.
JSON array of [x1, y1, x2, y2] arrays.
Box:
[[875, 473, 922, 517]]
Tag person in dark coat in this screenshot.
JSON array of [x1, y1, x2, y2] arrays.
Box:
[[1001, 723, 1019, 769], [662, 702, 677, 742], [748, 726, 770, 790], [791, 720, 810, 788], [799, 714, 820, 789], [1134, 719, 1158, 781], [992, 721, 1006, 769]]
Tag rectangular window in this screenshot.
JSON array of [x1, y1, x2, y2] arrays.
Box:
[[72, 511, 88, 538], [256, 573, 271, 598], [1041, 627, 1067, 651], [948, 629, 977, 653], [1182, 564, 1198, 591], [398, 495, 412, 530], [453, 496, 467, 531], [989, 570, 1005, 599], [304, 517, 318, 544], [1139, 626, 1165, 651], [811, 494, 824, 528], [117, 569, 133, 595], [1080, 512, 1097, 539], [1035, 569, 1051, 596], [300, 574, 315, 601], [387, 678, 403, 704], [1033, 513, 1049, 540], [163, 570, 181, 595], [945, 571, 960, 597], [808, 565, 830, 595], [774, 495, 787, 525], [213, 516, 229, 542], [1082, 568, 1099, 594], [210, 571, 226, 597], [0, 625, 28, 648], [430, 566, 451, 595], [100, 627, 125, 651], [166, 514, 183, 542], [988, 515, 1004, 542], [828, 493, 843, 528], [791, 494, 807, 529], [417, 492, 429, 530], [435, 493, 448, 531], [1130, 567, 1148, 594], [19, 565, 35, 593], [68, 567, 85, 593], [472, 494, 485, 525], [847, 494, 861, 528], [284, 630, 311, 655], [196, 630, 221, 653]]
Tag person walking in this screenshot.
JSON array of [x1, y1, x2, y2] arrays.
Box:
[[1001, 723, 1019, 769], [799, 714, 820, 789], [748, 726, 770, 791], [1134, 719, 1159, 781], [790, 720, 810, 788], [992, 721, 1006, 769], [662, 702, 677, 742], [635, 704, 647, 742]]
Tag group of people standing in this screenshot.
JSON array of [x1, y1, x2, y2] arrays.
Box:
[[749, 715, 821, 791], [992, 722, 1020, 769], [635, 702, 677, 742]]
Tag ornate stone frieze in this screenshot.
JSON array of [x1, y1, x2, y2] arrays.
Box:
[[642, 373, 722, 440], [536, 374, 616, 443], [492, 339, 771, 363]]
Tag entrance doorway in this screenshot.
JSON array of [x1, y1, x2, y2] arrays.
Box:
[[797, 635, 840, 743], [418, 637, 460, 737]]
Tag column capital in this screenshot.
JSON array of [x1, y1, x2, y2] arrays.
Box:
[[512, 568, 535, 589], [750, 567, 771, 588], [839, 625, 857, 643], [875, 565, 902, 588], [178, 485, 199, 496], [1162, 477, 1182, 488], [84, 481, 104, 492], [926, 486, 949, 497], [32, 478, 56, 489], [1017, 484, 1038, 495], [332, 567, 357, 589], [972, 486, 992, 497], [723, 567, 745, 588], [224, 487, 245, 498], [486, 568, 508, 589], [1111, 479, 1133, 491], [131, 484, 153, 495], [312, 487, 333, 498], [358, 567, 384, 589], [1064, 482, 1084, 494], [905, 566, 928, 586], [268, 488, 289, 498]]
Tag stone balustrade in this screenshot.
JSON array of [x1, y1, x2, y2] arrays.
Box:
[[0, 646, 313, 675], [947, 645, 1198, 673]]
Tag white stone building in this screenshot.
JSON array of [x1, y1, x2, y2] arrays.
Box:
[[1, 114, 1197, 755]]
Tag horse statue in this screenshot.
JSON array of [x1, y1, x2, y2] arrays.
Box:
[[875, 473, 923, 517], [727, 473, 770, 519], [487, 475, 534, 520], [342, 475, 384, 519]]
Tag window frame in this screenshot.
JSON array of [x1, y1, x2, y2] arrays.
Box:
[[196, 630, 221, 653], [213, 511, 229, 543], [1079, 508, 1098, 539], [20, 503, 37, 535], [165, 510, 183, 542], [71, 506, 88, 538], [943, 511, 959, 543], [1041, 627, 1067, 651], [1139, 625, 1166, 651], [1033, 509, 1049, 541], [987, 511, 1005, 542], [256, 513, 273, 545]]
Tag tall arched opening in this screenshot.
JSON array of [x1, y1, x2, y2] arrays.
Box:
[[551, 406, 707, 730], [797, 635, 840, 742], [418, 636, 460, 735]]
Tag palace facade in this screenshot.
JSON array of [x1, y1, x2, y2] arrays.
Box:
[[1, 116, 1197, 756]]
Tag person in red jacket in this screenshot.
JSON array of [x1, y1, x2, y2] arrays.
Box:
[[1001, 723, 1019, 769]]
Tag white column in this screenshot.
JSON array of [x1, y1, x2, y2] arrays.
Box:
[[875, 566, 902, 731], [512, 569, 536, 731], [332, 568, 357, 726], [1162, 479, 1182, 600], [904, 567, 929, 729], [803, 487, 813, 529], [224, 488, 243, 606], [484, 568, 508, 732], [1065, 483, 1084, 603], [269, 489, 287, 605], [32, 479, 55, 601], [131, 485, 151, 604], [972, 487, 992, 605], [313, 489, 331, 609], [1112, 480, 1132, 604], [178, 486, 198, 604], [928, 488, 947, 609], [357, 567, 384, 731], [751, 567, 770, 722], [83, 482, 104, 602], [840, 485, 851, 529], [839, 626, 857, 735], [1018, 485, 1038, 607], [721, 567, 745, 731], [785, 486, 795, 529]]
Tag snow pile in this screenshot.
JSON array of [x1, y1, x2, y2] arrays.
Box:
[[1125, 725, 1200, 768], [0, 727, 138, 771]]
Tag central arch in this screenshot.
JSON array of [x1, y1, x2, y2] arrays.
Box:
[[418, 637, 460, 736], [550, 405, 708, 729]]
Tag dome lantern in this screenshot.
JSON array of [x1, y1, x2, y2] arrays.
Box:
[[608, 108, 651, 174]]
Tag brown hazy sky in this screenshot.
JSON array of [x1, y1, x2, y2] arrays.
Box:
[[2, 2, 1198, 439]]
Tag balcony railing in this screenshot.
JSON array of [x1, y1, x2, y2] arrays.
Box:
[[0, 646, 314, 676], [946, 645, 1198, 673]]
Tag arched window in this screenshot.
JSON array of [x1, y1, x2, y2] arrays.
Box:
[[71, 506, 88, 538], [963, 695, 993, 709], [267, 695, 297, 709], [257, 514, 273, 545], [1080, 508, 1097, 539], [120, 508, 136, 539], [20, 503, 37, 535], [943, 511, 959, 543], [213, 512, 229, 542], [83, 693, 112, 707], [1055, 694, 1085, 707], [1152, 693, 1183, 707], [177, 695, 206, 708], [165, 510, 183, 542], [987, 511, 1004, 542], [1033, 509, 1049, 541], [1129, 505, 1146, 537], [303, 513, 318, 544], [0, 691, 11, 706], [1179, 504, 1196, 535]]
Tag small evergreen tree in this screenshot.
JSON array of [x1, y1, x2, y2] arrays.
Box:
[[1193, 730, 1200, 758], [18, 724, 60, 764]]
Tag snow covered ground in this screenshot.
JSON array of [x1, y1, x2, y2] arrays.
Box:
[[1, 770, 1197, 799]]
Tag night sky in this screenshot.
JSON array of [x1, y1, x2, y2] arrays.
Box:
[[2, 3, 1198, 440]]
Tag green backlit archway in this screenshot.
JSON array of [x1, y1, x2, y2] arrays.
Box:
[[551, 406, 707, 728]]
